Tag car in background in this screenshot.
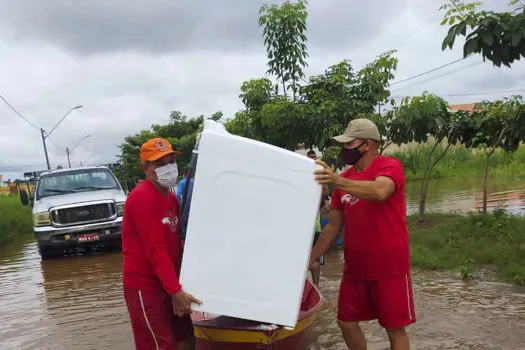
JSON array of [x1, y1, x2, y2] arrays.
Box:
[[20, 166, 127, 260]]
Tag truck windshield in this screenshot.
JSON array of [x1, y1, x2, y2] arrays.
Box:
[[36, 168, 119, 199]]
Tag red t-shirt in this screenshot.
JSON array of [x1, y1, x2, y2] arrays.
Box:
[[122, 180, 183, 295], [331, 155, 410, 280]]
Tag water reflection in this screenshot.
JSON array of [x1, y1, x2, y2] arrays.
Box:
[[2, 238, 524, 350], [0, 241, 131, 350], [406, 176, 525, 215]]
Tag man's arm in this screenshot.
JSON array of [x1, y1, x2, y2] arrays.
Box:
[[333, 176, 395, 202], [130, 196, 182, 295], [319, 184, 329, 208], [310, 209, 344, 265]]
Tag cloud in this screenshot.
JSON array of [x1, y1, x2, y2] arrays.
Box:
[[1, 0, 524, 181], [0, 0, 269, 55], [0, 0, 410, 56]]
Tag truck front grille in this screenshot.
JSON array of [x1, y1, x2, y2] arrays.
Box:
[[52, 203, 115, 225]]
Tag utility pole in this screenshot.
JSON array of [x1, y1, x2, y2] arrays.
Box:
[[66, 134, 90, 168], [40, 105, 83, 171], [66, 148, 71, 168], [41, 128, 51, 170]]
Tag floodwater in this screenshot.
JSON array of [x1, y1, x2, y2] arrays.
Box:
[[1, 240, 524, 350], [405, 175, 525, 215], [1, 177, 525, 349]]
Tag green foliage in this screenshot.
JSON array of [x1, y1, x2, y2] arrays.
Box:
[[390, 92, 466, 145], [388, 92, 471, 221], [464, 96, 525, 152], [228, 48, 399, 161], [259, 0, 309, 100], [458, 95, 525, 212], [301, 52, 398, 151], [440, 0, 525, 67], [0, 196, 32, 244], [409, 211, 525, 285], [393, 143, 525, 181], [118, 111, 223, 183]]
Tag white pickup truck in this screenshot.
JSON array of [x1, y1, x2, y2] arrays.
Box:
[[20, 166, 127, 260]]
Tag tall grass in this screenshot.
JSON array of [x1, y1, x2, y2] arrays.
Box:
[[394, 144, 525, 181], [0, 195, 33, 244], [409, 210, 525, 285]]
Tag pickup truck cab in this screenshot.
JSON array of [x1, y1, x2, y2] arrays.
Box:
[[20, 166, 127, 260]]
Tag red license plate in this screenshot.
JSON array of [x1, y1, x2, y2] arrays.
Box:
[[78, 233, 100, 242]]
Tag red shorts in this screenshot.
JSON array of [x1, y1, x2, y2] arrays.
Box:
[[337, 274, 416, 329], [124, 288, 193, 350]]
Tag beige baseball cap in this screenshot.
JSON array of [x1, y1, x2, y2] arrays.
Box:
[[331, 118, 381, 144]]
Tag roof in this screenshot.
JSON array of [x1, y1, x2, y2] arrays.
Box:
[[448, 103, 476, 112]]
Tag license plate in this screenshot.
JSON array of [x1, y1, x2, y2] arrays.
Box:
[[78, 233, 100, 242]]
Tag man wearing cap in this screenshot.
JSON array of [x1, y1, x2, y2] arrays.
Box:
[[122, 137, 202, 350], [309, 119, 415, 350]]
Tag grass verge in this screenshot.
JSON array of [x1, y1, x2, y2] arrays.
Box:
[[394, 144, 525, 182], [409, 209, 525, 285], [0, 195, 33, 244]]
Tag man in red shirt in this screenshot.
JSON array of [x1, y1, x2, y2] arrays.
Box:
[[122, 137, 202, 350], [309, 119, 415, 350]]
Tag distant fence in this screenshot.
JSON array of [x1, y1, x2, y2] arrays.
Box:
[[0, 184, 35, 196]]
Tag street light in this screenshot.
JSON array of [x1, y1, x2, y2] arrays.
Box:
[[66, 134, 91, 168], [40, 105, 83, 170]]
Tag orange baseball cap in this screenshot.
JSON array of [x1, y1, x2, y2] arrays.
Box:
[[140, 137, 181, 164]]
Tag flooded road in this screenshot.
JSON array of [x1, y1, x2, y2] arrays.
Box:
[[1, 238, 525, 350], [405, 176, 525, 215], [1, 178, 525, 349]]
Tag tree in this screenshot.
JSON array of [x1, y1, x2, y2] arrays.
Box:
[[118, 111, 223, 184], [228, 3, 398, 164], [461, 96, 525, 213], [225, 78, 274, 142], [440, 0, 525, 67], [389, 92, 468, 222], [259, 0, 309, 100], [299, 51, 398, 167]]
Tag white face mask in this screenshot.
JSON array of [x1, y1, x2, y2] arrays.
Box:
[[155, 163, 179, 188]]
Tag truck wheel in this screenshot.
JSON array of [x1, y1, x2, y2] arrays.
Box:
[[38, 245, 63, 260], [105, 241, 122, 252]]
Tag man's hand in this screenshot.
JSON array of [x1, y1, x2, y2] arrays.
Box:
[[313, 159, 340, 186], [171, 290, 202, 317], [308, 255, 317, 271]]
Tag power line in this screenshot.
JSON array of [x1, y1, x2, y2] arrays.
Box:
[[390, 57, 469, 86], [391, 60, 483, 92], [392, 88, 525, 99], [46, 136, 64, 152], [0, 94, 40, 131]]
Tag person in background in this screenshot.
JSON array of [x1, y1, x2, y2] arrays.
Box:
[[126, 178, 136, 194], [176, 169, 194, 203], [310, 119, 415, 350], [307, 150, 329, 286], [122, 137, 202, 350]]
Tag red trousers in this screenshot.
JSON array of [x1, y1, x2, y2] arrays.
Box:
[[124, 288, 193, 350], [338, 273, 416, 329]]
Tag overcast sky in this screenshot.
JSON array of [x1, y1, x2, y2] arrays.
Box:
[[0, 0, 522, 181]]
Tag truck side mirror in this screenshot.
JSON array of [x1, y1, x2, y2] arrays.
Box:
[[20, 189, 30, 206]]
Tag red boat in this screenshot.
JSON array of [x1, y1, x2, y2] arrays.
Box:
[[191, 279, 324, 349]]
